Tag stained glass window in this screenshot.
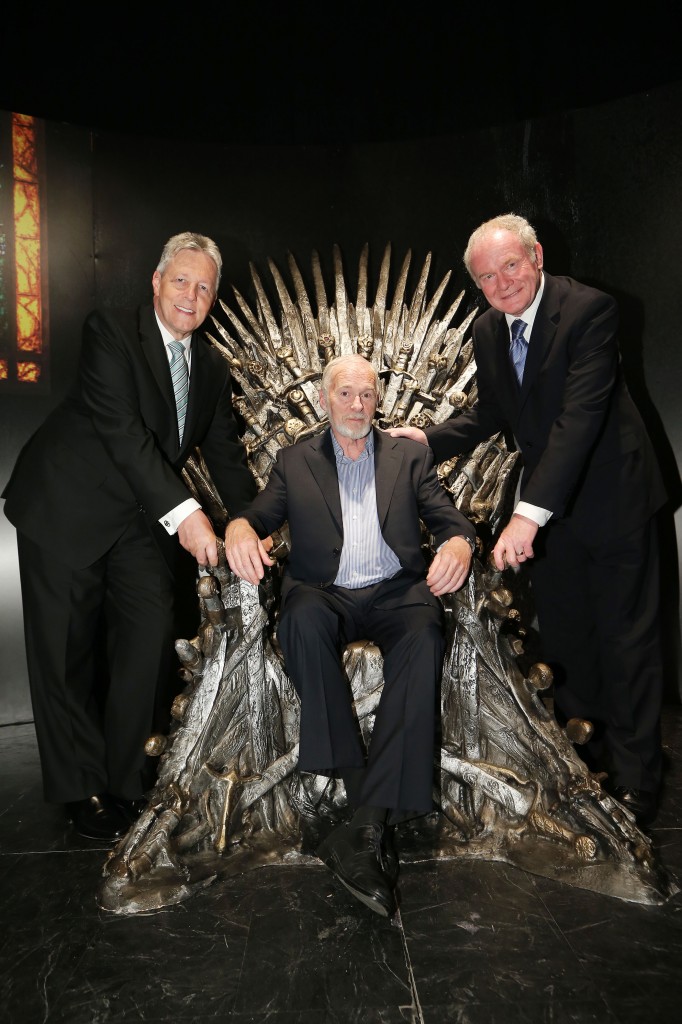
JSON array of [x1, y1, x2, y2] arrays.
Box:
[[0, 111, 48, 390]]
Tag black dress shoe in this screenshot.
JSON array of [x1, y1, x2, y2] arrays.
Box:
[[317, 819, 396, 917], [612, 786, 659, 827], [65, 794, 130, 842]]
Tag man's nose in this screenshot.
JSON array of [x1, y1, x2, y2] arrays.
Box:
[[350, 395, 363, 410]]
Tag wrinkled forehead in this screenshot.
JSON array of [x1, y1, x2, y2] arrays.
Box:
[[329, 366, 378, 392], [164, 249, 218, 284], [471, 230, 527, 269]]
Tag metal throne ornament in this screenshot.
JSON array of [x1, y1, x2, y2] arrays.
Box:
[[98, 244, 678, 915]]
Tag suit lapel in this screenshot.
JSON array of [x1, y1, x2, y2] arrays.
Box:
[[519, 275, 559, 401], [139, 305, 175, 412], [304, 430, 343, 531], [373, 429, 403, 528], [493, 315, 519, 395]]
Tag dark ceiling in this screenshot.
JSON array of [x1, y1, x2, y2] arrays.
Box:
[[1, 7, 680, 145]]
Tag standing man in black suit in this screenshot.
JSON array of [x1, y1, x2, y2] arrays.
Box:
[[224, 353, 475, 917], [2, 231, 256, 842], [390, 213, 667, 827]]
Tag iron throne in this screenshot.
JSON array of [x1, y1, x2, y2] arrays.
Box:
[[99, 244, 677, 915]]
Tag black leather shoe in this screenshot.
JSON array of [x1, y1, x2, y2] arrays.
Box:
[[113, 797, 148, 824], [612, 786, 659, 828], [317, 820, 396, 917], [65, 794, 130, 842]]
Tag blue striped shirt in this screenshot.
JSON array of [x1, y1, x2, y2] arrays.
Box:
[[331, 432, 402, 588]]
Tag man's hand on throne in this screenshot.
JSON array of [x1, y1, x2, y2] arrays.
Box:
[[427, 536, 472, 597], [224, 517, 275, 584], [493, 513, 538, 571], [178, 508, 225, 567], [385, 425, 428, 445]]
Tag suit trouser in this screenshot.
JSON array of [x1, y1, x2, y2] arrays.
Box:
[[276, 575, 445, 817], [16, 515, 175, 803], [529, 515, 663, 791]]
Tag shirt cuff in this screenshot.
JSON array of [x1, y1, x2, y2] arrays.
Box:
[[514, 501, 553, 528], [159, 498, 201, 535]]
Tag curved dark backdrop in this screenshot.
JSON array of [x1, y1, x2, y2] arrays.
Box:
[[1, 55, 680, 721]]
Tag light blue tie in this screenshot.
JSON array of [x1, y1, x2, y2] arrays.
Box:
[[168, 340, 189, 442], [509, 318, 528, 386]]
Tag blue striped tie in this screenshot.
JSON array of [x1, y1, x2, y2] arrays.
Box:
[[168, 340, 189, 443], [509, 318, 528, 386]]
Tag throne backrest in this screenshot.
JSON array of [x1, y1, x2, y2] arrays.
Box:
[[183, 243, 521, 544]]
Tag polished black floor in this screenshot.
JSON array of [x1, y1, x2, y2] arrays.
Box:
[[2, 707, 682, 1024]]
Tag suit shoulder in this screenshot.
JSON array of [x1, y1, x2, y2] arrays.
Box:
[[388, 434, 429, 455], [274, 433, 320, 462], [550, 275, 616, 312], [379, 433, 435, 467], [83, 306, 144, 342]]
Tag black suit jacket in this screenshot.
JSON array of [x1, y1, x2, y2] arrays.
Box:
[[426, 274, 666, 542], [240, 426, 476, 604], [3, 304, 256, 567]]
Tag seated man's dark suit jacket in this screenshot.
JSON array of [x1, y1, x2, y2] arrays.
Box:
[[2, 304, 256, 802], [240, 425, 475, 603], [425, 272, 667, 791]]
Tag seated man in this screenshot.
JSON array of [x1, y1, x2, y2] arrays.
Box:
[[225, 353, 475, 917]]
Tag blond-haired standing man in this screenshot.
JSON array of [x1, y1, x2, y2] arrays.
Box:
[[3, 232, 256, 841]]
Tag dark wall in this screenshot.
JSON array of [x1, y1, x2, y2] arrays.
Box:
[[2, 82, 681, 722], [1, 121, 94, 724]]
